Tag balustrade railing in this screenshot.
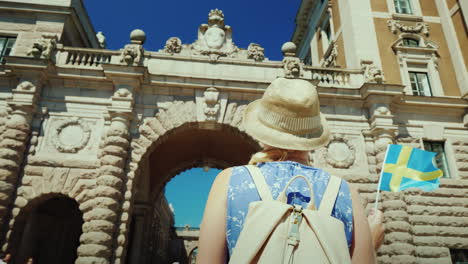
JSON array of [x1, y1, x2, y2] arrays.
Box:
[[305, 66, 363, 88], [56, 47, 118, 67]]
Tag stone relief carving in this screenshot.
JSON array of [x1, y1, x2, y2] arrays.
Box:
[[323, 43, 338, 68], [361, 60, 385, 83], [281, 42, 304, 78], [203, 87, 220, 121], [191, 9, 238, 62], [247, 43, 265, 62], [28, 33, 58, 59], [164, 37, 182, 54], [51, 118, 91, 153], [324, 134, 356, 169], [120, 29, 146, 65], [114, 87, 132, 98], [16, 81, 36, 92], [387, 20, 430, 36]]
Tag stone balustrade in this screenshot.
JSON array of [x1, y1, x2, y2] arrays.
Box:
[[305, 66, 363, 88], [56, 47, 118, 67]]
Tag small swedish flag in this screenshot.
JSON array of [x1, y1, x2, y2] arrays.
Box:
[[379, 145, 443, 192]]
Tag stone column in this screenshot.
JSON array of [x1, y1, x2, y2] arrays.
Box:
[[0, 80, 40, 236], [76, 89, 133, 264]]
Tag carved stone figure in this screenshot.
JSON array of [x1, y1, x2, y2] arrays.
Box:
[[361, 60, 385, 83], [96, 31, 107, 49], [120, 29, 146, 65], [203, 87, 220, 121], [281, 42, 303, 78], [191, 9, 238, 62], [16, 81, 36, 91], [323, 43, 338, 68], [27, 34, 58, 59], [247, 43, 265, 62], [164, 37, 182, 54], [114, 88, 132, 98], [387, 20, 430, 36]]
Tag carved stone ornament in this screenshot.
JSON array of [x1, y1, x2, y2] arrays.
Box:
[[191, 9, 239, 62], [164, 37, 182, 54], [247, 43, 265, 62], [203, 87, 220, 121], [323, 43, 338, 68], [16, 81, 36, 91], [27, 33, 58, 59], [361, 60, 385, 83], [324, 134, 356, 169], [96, 31, 107, 49], [281, 42, 304, 78], [51, 118, 91, 153], [387, 20, 430, 36], [114, 88, 132, 98], [120, 44, 143, 65]]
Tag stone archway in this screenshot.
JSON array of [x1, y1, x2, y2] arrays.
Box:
[[117, 100, 259, 263], [8, 195, 83, 264]]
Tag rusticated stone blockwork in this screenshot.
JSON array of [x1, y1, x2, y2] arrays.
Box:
[[0, 1, 466, 264]]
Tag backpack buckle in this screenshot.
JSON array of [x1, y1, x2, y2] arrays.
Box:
[[288, 205, 303, 247]]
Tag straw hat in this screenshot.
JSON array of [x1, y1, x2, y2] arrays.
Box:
[[243, 77, 330, 151]]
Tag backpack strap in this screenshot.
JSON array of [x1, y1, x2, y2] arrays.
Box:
[[318, 175, 342, 216], [245, 165, 273, 201]]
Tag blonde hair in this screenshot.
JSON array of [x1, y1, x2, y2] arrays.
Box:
[[248, 148, 289, 165]]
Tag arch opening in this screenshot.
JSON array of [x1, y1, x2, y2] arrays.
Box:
[[127, 122, 259, 264], [8, 196, 83, 264]]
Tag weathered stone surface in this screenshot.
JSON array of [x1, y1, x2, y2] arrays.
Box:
[[80, 231, 113, 245], [82, 220, 115, 233], [83, 208, 118, 222]]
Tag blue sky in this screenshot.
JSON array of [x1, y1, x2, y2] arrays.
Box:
[[84, 0, 300, 61], [165, 168, 221, 227], [82, 0, 301, 227]]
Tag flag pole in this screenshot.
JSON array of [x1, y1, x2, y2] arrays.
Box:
[[374, 145, 390, 211]]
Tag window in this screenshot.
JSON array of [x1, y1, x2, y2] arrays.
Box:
[[394, 0, 413, 14], [409, 71, 432, 96], [0, 36, 16, 62], [451, 249, 468, 264], [324, 22, 332, 44], [423, 141, 450, 178], [304, 49, 312, 66], [402, 38, 419, 47]]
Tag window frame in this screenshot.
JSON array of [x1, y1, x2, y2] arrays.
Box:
[[422, 140, 450, 178], [0, 36, 16, 61], [387, 0, 423, 17], [394, 0, 413, 15], [408, 71, 432, 96], [402, 38, 420, 47]]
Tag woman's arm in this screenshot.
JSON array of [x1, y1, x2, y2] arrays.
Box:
[[197, 168, 232, 264], [349, 185, 376, 264], [368, 209, 385, 250]]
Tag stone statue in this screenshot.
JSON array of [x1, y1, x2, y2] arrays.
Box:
[[96, 31, 107, 49], [361, 60, 385, 83], [248, 43, 265, 62], [28, 33, 58, 59], [164, 37, 182, 54], [191, 9, 238, 62], [281, 42, 303, 78], [120, 29, 145, 65]]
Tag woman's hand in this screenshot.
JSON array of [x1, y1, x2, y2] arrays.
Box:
[[368, 209, 385, 250]]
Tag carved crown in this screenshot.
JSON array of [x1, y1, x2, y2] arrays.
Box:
[[208, 9, 225, 27]]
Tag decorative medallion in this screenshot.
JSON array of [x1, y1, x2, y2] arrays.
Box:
[[324, 134, 355, 168], [51, 118, 91, 153]]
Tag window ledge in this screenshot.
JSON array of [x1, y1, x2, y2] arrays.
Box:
[[392, 13, 423, 22]]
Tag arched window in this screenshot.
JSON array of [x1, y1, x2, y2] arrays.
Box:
[[402, 38, 419, 47]]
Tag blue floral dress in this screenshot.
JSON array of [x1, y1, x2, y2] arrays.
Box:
[[226, 161, 354, 256]]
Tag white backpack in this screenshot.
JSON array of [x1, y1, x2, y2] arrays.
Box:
[[229, 165, 352, 264]]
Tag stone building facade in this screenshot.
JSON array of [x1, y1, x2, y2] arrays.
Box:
[[293, 0, 468, 263], [0, 0, 466, 263]]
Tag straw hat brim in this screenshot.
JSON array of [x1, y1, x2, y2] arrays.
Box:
[[243, 99, 330, 151]]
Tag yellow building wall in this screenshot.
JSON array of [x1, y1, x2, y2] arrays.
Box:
[[317, 30, 323, 59], [374, 18, 402, 84], [331, 0, 341, 33], [426, 22, 461, 96], [336, 34, 346, 68], [370, 0, 388, 12], [452, 9, 468, 69], [447, 0, 458, 10], [420, 0, 439, 16]]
